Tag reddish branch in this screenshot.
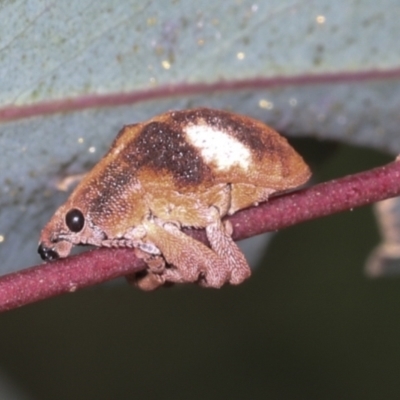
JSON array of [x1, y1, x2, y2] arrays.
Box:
[[2, 68, 400, 122], [1, 159, 400, 312]]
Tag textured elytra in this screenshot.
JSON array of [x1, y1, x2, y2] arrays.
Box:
[[38, 108, 311, 289]]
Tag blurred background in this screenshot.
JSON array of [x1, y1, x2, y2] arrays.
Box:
[[0, 1, 400, 399]]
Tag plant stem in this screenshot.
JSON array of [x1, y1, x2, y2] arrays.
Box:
[[1, 159, 400, 312]]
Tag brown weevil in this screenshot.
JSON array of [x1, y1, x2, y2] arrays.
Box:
[[38, 108, 311, 289]]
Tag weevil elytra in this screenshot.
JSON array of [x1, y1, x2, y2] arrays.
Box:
[[38, 108, 311, 290]]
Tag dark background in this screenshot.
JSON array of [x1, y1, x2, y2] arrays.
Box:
[[0, 141, 397, 400]]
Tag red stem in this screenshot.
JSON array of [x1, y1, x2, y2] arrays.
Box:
[[229, 160, 400, 239], [2, 68, 400, 122], [1, 159, 399, 312]]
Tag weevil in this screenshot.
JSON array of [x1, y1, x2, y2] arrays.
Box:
[[38, 108, 311, 290]]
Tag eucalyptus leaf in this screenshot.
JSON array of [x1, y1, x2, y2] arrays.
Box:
[[1, 0, 399, 273]]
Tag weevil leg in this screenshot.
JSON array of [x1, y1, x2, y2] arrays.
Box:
[[142, 220, 231, 288], [125, 249, 167, 291], [205, 207, 251, 285], [126, 270, 166, 291]]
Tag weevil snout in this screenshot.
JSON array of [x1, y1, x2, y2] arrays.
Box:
[[38, 243, 60, 261], [38, 206, 85, 261]]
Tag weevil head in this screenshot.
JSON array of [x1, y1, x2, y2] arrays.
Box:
[[38, 141, 145, 262], [38, 202, 107, 261]]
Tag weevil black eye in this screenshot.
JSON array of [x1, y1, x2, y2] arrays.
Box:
[[65, 208, 85, 232]]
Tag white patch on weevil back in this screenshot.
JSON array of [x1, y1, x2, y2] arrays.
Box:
[[184, 124, 251, 171]]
